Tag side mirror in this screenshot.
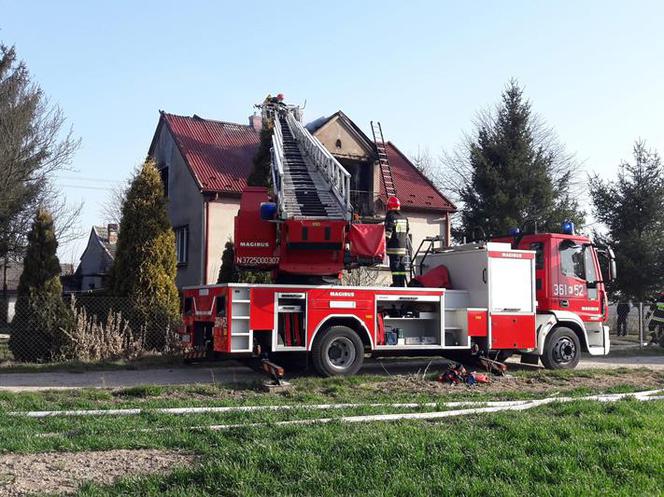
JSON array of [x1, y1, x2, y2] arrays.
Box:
[[609, 258, 617, 281]]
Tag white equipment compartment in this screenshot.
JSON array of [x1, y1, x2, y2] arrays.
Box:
[[489, 253, 535, 313], [417, 242, 536, 347]]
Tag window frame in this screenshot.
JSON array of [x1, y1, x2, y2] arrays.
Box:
[[174, 225, 189, 266]]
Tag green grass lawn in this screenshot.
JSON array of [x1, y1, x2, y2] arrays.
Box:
[[0, 369, 663, 496], [2, 400, 662, 497]]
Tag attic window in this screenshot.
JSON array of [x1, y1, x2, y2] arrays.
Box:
[[335, 139, 342, 148]]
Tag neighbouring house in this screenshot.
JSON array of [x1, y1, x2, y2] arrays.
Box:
[[74, 224, 118, 291], [148, 109, 456, 288], [1, 260, 80, 324]]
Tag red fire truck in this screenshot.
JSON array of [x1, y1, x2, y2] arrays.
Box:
[[178, 103, 616, 376], [180, 232, 615, 375]]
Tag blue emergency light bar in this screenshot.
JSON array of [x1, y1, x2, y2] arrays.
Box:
[[561, 220, 575, 235]]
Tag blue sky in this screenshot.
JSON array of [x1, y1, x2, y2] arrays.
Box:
[[2, 0, 663, 260]]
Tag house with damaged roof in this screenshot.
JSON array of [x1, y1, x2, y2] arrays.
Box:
[[148, 110, 456, 288]]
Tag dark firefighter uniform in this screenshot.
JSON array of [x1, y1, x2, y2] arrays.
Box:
[[385, 208, 409, 287]]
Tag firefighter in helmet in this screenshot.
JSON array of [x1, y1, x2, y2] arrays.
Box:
[[647, 292, 664, 346], [384, 196, 409, 287]]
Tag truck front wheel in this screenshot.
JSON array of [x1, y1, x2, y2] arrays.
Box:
[[312, 326, 364, 377], [541, 326, 580, 369]]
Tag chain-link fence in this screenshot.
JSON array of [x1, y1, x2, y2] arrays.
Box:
[[608, 302, 664, 348], [0, 294, 180, 366]]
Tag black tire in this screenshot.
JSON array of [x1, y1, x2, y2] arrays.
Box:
[[541, 326, 581, 369], [311, 325, 364, 377], [495, 350, 514, 363]]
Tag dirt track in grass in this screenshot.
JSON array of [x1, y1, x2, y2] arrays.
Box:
[[0, 449, 197, 497], [360, 369, 664, 397]]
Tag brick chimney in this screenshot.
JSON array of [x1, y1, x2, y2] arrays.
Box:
[[249, 114, 262, 132], [107, 224, 118, 244]]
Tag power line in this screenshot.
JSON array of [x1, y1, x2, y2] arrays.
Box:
[[57, 184, 116, 191], [54, 175, 124, 184]]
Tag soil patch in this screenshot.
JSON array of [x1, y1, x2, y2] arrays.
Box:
[[0, 449, 197, 496], [361, 369, 664, 397]]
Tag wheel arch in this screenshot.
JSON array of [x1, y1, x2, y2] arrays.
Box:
[[308, 315, 373, 352], [539, 311, 590, 353]]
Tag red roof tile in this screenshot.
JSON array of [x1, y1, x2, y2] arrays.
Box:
[[161, 112, 260, 194], [381, 142, 456, 212]]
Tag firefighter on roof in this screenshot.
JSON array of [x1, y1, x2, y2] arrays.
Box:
[[384, 196, 409, 287]]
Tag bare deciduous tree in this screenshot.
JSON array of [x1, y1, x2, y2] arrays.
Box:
[[0, 44, 81, 260], [100, 182, 128, 226], [409, 147, 446, 191]]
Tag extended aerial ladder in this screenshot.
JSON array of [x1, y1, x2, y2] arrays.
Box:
[[271, 109, 351, 221]]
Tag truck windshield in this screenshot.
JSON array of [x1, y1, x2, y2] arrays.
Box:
[[560, 243, 585, 279], [560, 242, 599, 298]]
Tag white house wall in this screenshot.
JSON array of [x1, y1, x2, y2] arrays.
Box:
[[152, 125, 204, 288], [206, 198, 241, 284], [406, 211, 446, 253]]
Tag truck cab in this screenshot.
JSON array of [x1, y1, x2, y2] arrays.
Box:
[[494, 231, 616, 366]]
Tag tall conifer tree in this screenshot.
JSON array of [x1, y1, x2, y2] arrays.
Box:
[[9, 209, 70, 361], [108, 160, 179, 347], [448, 80, 583, 238], [247, 115, 274, 188], [590, 141, 664, 301]]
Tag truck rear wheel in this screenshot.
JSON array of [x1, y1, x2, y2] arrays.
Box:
[[541, 326, 580, 369], [312, 326, 364, 377]]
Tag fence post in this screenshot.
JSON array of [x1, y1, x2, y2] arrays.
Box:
[[639, 302, 644, 349]]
